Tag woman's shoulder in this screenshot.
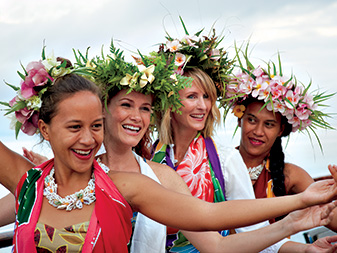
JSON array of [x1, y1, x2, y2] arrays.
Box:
[[146, 160, 191, 195], [284, 162, 314, 194]]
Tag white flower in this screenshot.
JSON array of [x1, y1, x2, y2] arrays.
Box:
[[166, 40, 182, 52], [42, 51, 60, 71]]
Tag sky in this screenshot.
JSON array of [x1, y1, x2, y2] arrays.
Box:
[[0, 0, 337, 189]]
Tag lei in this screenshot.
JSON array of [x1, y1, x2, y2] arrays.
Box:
[[223, 43, 334, 147], [0, 46, 88, 137], [73, 40, 192, 114], [151, 16, 234, 101]]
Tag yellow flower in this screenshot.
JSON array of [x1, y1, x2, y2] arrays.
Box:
[[138, 65, 155, 88], [120, 73, 138, 87], [168, 91, 174, 97], [232, 105, 246, 118]]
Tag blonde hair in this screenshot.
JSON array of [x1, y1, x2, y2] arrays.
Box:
[[156, 68, 220, 144]]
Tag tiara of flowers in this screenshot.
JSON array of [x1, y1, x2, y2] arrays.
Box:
[[73, 40, 192, 114], [223, 43, 334, 147], [0, 47, 87, 138], [152, 16, 234, 100]]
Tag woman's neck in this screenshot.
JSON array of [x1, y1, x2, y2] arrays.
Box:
[[238, 147, 267, 169], [172, 128, 198, 165], [100, 141, 140, 173]]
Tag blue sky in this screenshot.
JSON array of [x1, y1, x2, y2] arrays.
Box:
[[0, 0, 336, 184]]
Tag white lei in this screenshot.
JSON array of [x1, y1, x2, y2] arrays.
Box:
[[247, 160, 266, 181], [43, 168, 96, 211]]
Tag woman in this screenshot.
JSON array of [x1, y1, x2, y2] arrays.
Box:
[[150, 19, 337, 252], [2, 45, 337, 253], [221, 45, 337, 231]]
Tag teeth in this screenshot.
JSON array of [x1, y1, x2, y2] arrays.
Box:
[[191, 114, 204, 119], [74, 149, 91, 155], [123, 125, 140, 131]]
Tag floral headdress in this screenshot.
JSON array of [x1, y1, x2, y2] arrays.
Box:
[[152, 16, 234, 100], [223, 43, 334, 148], [73, 40, 192, 114], [0, 47, 87, 138]]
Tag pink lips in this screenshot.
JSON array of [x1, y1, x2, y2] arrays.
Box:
[[249, 138, 264, 146], [72, 149, 93, 160]]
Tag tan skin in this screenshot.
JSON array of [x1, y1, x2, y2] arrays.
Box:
[[2, 90, 337, 252], [238, 101, 337, 232]]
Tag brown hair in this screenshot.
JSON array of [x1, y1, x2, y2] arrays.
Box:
[[39, 73, 101, 129]]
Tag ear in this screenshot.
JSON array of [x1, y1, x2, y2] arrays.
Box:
[[38, 119, 50, 141]]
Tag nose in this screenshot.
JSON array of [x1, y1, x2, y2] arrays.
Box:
[[80, 128, 95, 145], [197, 97, 207, 110], [253, 122, 264, 136], [130, 108, 141, 122]]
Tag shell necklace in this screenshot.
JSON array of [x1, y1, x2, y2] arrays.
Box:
[[247, 160, 266, 181], [43, 168, 96, 211]]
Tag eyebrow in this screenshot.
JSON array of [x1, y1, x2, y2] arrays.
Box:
[[248, 113, 278, 123]]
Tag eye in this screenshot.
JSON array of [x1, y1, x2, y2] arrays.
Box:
[[69, 125, 81, 131], [140, 106, 152, 112], [203, 94, 209, 99], [187, 94, 196, 99], [92, 123, 103, 130], [247, 117, 256, 124], [121, 102, 131, 107], [265, 122, 276, 128]]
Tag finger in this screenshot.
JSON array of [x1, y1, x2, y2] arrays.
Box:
[[328, 165, 337, 183], [326, 235, 337, 244]]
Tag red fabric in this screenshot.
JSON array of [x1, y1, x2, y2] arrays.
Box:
[[93, 159, 133, 253], [253, 168, 276, 224], [14, 159, 132, 252]]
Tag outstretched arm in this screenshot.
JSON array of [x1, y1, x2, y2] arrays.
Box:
[[111, 170, 337, 232], [0, 193, 16, 226], [184, 202, 337, 252], [0, 142, 34, 193]]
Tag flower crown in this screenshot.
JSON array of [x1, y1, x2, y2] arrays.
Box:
[[0, 47, 86, 138], [223, 43, 334, 146], [152, 16, 234, 100], [73, 40, 192, 114]]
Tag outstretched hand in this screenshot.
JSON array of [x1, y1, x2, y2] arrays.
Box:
[[305, 235, 337, 253], [301, 178, 337, 207], [22, 147, 48, 165], [286, 202, 337, 233]]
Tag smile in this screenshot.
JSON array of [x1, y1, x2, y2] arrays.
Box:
[[191, 114, 204, 119], [123, 124, 141, 132], [249, 138, 264, 145], [73, 149, 92, 156]]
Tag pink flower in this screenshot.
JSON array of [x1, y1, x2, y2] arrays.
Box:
[[271, 84, 287, 100], [295, 106, 311, 120], [182, 35, 199, 47], [20, 61, 53, 99], [210, 49, 220, 61], [252, 66, 264, 77], [15, 108, 39, 136], [267, 100, 286, 114], [284, 90, 300, 109]]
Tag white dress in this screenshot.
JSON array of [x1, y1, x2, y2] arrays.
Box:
[[218, 146, 289, 253]]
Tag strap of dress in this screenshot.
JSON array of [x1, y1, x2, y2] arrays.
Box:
[[204, 137, 226, 199]]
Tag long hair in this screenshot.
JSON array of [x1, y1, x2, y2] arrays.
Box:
[[157, 68, 220, 144], [240, 97, 292, 196]]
